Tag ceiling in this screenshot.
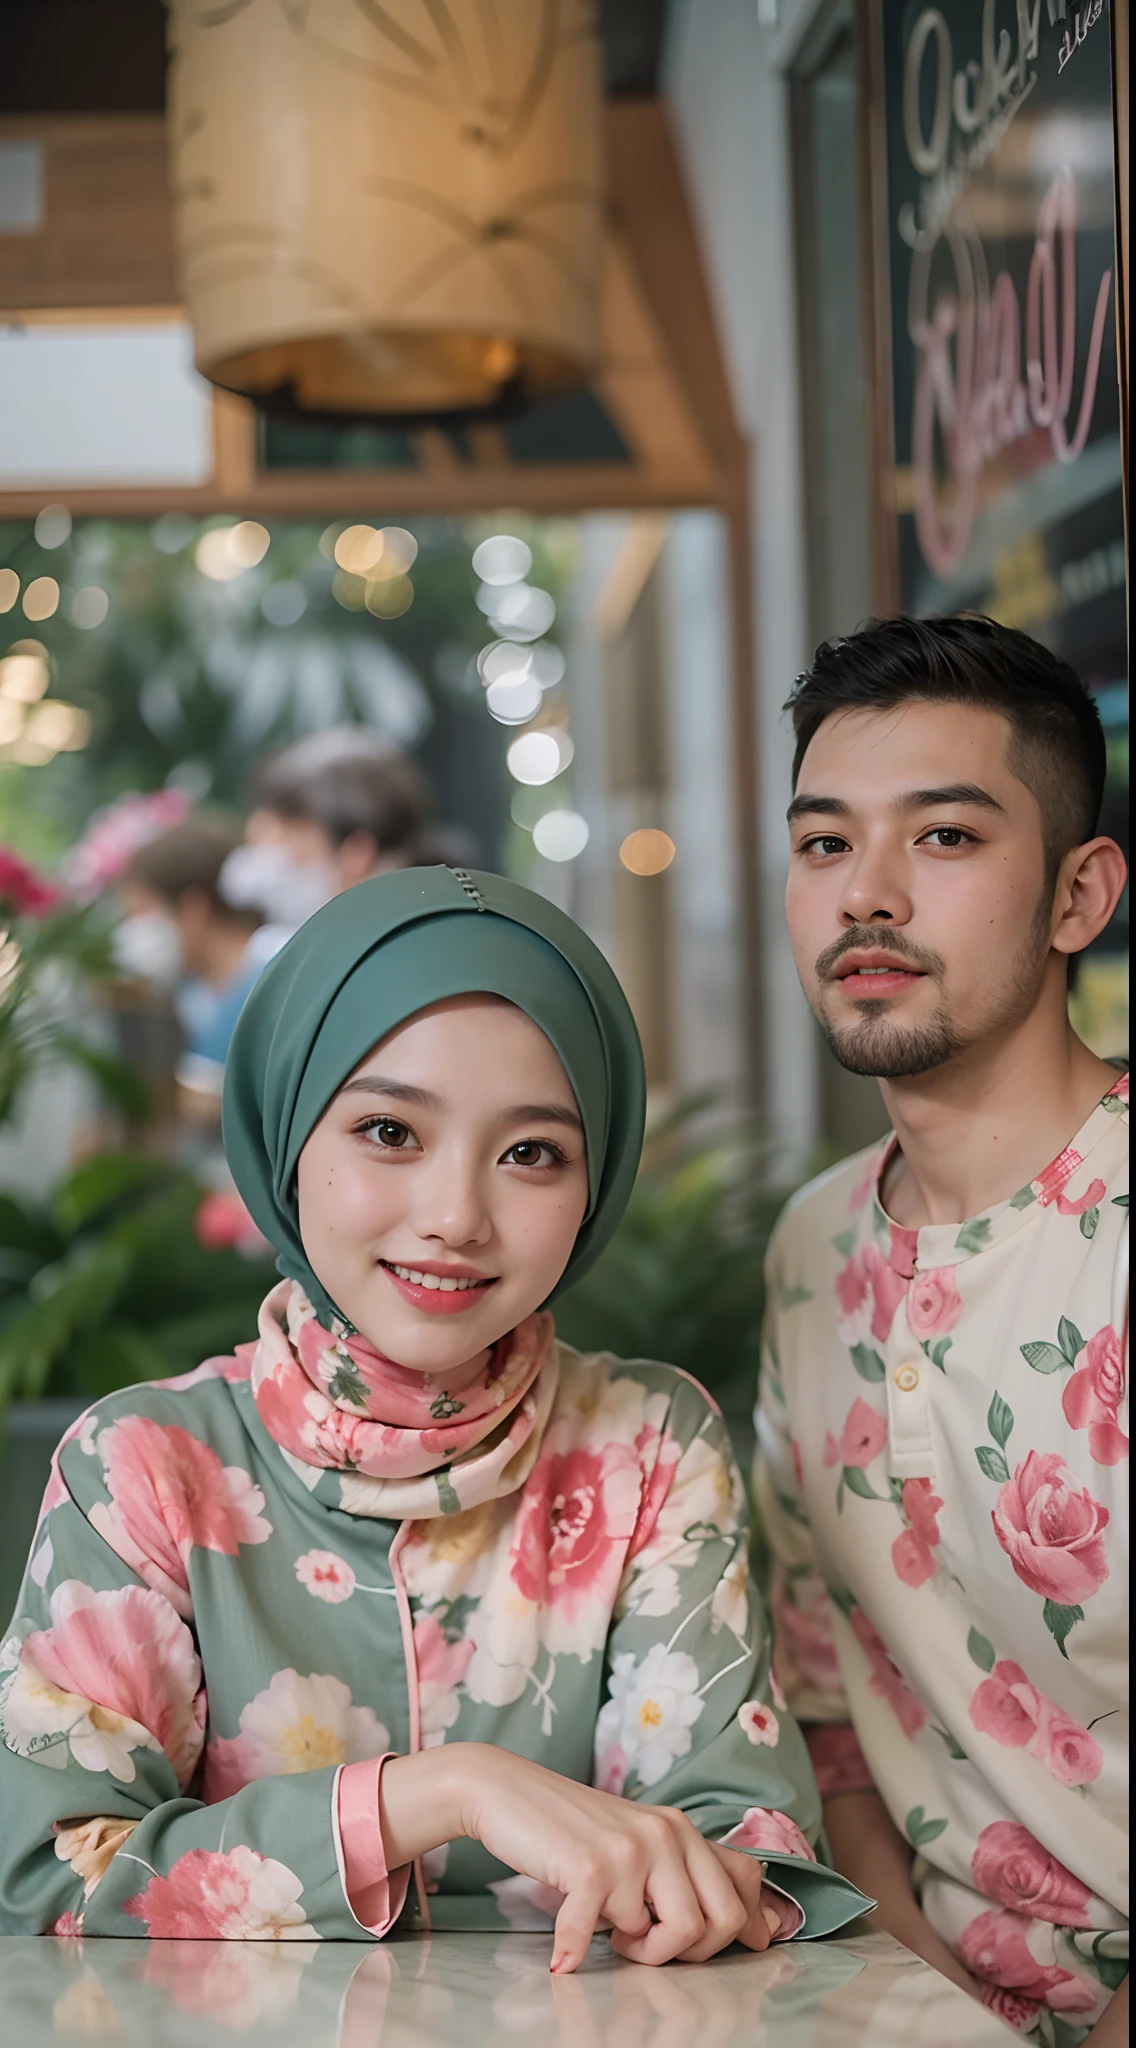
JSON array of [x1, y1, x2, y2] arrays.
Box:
[[0, 0, 669, 114]]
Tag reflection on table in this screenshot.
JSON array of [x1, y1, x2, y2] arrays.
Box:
[[0, 1925, 1010, 2047]]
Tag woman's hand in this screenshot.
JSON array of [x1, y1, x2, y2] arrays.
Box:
[[379, 1744, 784, 1973]]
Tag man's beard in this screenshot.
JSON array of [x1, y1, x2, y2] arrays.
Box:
[[811, 922, 1049, 1079]]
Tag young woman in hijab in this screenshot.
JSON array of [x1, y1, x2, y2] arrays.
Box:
[[0, 869, 866, 1968]]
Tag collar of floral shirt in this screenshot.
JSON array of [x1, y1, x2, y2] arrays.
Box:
[[866, 1071, 1129, 1280]]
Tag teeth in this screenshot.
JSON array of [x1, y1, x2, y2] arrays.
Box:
[[389, 1265, 480, 1291]]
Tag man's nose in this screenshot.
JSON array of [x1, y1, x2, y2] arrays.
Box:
[[837, 842, 913, 927]]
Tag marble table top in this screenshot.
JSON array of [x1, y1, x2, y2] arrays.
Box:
[[0, 1924, 1009, 2046]]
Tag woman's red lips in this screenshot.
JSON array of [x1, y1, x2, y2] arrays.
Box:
[[379, 1259, 497, 1316]]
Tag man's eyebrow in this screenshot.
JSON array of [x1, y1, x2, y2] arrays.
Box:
[[337, 1076, 443, 1109], [894, 783, 1005, 813], [786, 794, 851, 823]]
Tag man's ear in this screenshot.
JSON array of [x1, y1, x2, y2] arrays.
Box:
[[1050, 838, 1128, 956], [337, 831, 381, 888]]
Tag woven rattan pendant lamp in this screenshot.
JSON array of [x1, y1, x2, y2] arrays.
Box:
[[165, 0, 604, 420]]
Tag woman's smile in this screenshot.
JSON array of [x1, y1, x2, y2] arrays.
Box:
[[378, 1257, 498, 1316]]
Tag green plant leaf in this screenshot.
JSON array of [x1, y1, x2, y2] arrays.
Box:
[[954, 1215, 993, 1255], [1112, 1194, 1129, 1209], [849, 1344, 886, 1382], [51, 1152, 171, 1235], [927, 1337, 951, 1370], [1020, 1341, 1071, 1374], [967, 1627, 996, 1672], [1009, 1184, 1037, 1210], [52, 1035, 152, 1121], [905, 1805, 948, 1848], [1042, 1600, 1084, 1657], [1078, 1206, 1099, 1239], [974, 1445, 1010, 1484], [1057, 1318, 1084, 1363], [930, 1724, 967, 1759], [986, 1393, 1013, 1449], [778, 1281, 813, 1308], [841, 1467, 885, 1501], [831, 1229, 856, 1258]]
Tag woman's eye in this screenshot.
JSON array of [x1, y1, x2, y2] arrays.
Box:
[[361, 1117, 413, 1148], [503, 1140, 560, 1169]]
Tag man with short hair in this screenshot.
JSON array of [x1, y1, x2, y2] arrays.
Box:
[[755, 615, 1128, 2043]]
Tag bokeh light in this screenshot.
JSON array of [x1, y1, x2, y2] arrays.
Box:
[[0, 569, 19, 614], [332, 569, 367, 611], [34, 504, 72, 550], [227, 520, 271, 568], [372, 527, 418, 579], [152, 513, 195, 555], [620, 829, 676, 876], [528, 641, 566, 689], [365, 574, 414, 619], [472, 534, 532, 586], [25, 700, 90, 752], [484, 583, 556, 641], [195, 528, 244, 581], [479, 640, 533, 686], [71, 586, 109, 629], [0, 645, 49, 704], [22, 576, 59, 621], [506, 729, 575, 784], [486, 677, 543, 725], [334, 524, 385, 575], [261, 581, 307, 626], [533, 809, 589, 862]]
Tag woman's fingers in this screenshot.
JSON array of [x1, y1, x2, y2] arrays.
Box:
[[552, 1884, 612, 1975], [670, 1833, 754, 1963], [707, 1842, 779, 1952]]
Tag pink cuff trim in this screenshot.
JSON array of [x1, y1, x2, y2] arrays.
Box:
[[337, 1754, 412, 1935], [805, 1722, 876, 1800]]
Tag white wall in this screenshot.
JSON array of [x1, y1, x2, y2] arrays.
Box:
[[665, 0, 823, 1157]]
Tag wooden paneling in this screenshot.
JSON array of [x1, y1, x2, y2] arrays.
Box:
[[0, 116, 177, 310]]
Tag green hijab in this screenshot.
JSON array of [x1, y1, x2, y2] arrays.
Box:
[[223, 866, 646, 1324]]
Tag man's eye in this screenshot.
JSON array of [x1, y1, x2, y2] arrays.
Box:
[[804, 836, 849, 857], [362, 1117, 412, 1148], [922, 827, 972, 849]]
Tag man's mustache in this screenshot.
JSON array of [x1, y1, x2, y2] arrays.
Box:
[[815, 927, 947, 982]]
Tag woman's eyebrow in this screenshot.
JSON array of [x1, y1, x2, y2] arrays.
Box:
[[337, 1076, 443, 1109], [505, 1102, 584, 1132]]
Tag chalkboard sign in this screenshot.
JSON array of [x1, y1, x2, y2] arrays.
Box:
[[870, 0, 1127, 1050]]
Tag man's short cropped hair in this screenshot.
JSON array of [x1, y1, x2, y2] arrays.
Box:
[[125, 813, 253, 918], [785, 614, 1107, 879]]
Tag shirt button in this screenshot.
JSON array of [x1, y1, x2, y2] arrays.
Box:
[[894, 1364, 920, 1392]]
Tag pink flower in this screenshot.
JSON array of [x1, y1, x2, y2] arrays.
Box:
[[977, 1985, 1042, 2032], [625, 1423, 683, 1562], [906, 1267, 962, 1338], [594, 1744, 627, 1795], [90, 1415, 272, 1616], [834, 1245, 908, 1345], [738, 1700, 779, 1746], [721, 1809, 817, 1862], [971, 1822, 1093, 1926], [991, 1452, 1110, 1604], [7, 1580, 204, 1788], [891, 1529, 936, 1586], [50, 1912, 84, 1938], [204, 1670, 387, 1800], [958, 1909, 1097, 2012], [1034, 1146, 1085, 1207], [771, 1579, 842, 1698], [1056, 1178, 1107, 1218], [65, 788, 190, 901], [413, 1612, 475, 1747], [891, 1477, 943, 1586], [294, 1551, 355, 1603], [0, 846, 62, 916], [804, 1722, 874, 1798], [194, 1192, 269, 1257], [969, 1661, 1102, 1787], [850, 1608, 928, 1736], [509, 1436, 641, 1627], [1062, 1325, 1128, 1466], [830, 1397, 888, 1470], [124, 1845, 315, 1940]]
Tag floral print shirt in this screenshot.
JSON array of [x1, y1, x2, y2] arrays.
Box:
[[0, 1338, 866, 1944], [754, 1074, 1129, 2045]]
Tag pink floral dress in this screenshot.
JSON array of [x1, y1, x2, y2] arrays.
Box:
[[0, 1324, 865, 1943], [755, 1074, 1129, 2044]]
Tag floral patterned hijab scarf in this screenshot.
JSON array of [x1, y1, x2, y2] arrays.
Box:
[[223, 867, 645, 1514]]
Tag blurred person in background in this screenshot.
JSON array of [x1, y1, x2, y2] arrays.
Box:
[[219, 727, 472, 933], [120, 815, 285, 1104]]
